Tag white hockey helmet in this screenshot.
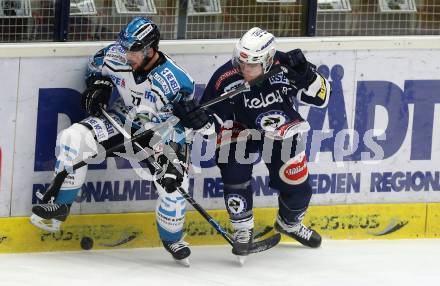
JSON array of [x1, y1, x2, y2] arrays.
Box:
[[233, 27, 276, 73]]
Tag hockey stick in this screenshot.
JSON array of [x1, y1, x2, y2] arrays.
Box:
[[101, 109, 280, 255], [35, 65, 285, 249], [176, 185, 281, 255], [37, 116, 178, 203], [36, 65, 289, 200], [38, 64, 285, 203], [199, 65, 285, 109]]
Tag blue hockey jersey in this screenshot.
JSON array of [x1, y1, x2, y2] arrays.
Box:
[[201, 51, 330, 138]]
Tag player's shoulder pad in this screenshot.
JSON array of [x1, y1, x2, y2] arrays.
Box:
[[103, 44, 131, 71], [151, 54, 195, 97], [86, 45, 114, 79], [211, 61, 241, 92], [298, 73, 331, 108]]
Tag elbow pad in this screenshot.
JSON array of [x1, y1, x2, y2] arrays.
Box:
[[296, 73, 331, 108]]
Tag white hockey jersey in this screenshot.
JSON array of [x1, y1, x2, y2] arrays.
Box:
[[85, 43, 194, 144]]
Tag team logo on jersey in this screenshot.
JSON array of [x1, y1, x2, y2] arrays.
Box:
[[226, 194, 247, 215], [110, 75, 125, 88], [153, 73, 170, 94], [144, 91, 156, 103], [269, 72, 289, 85], [161, 68, 180, 94], [256, 110, 287, 132], [244, 90, 283, 109]]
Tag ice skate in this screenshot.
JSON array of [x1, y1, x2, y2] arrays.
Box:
[[30, 203, 70, 233], [232, 227, 253, 265], [162, 239, 191, 267], [275, 215, 321, 248]]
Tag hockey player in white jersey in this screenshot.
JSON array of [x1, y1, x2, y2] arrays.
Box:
[[30, 17, 195, 266]]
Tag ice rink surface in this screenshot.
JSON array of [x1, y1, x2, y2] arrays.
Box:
[[1, 239, 439, 286]]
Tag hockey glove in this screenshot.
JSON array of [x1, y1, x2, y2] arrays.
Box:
[[173, 99, 212, 130], [157, 154, 184, 193], [282, 49, 317, 89], [82, 77, 114, 117]]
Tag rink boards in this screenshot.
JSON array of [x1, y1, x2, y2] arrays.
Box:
[[1, 203, 440, 253], [0, 37, 440, 252]]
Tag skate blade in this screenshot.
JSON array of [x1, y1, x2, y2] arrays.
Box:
[[236, 255, 246, 266], [175, 258, 190, 267], [29, 214, 61, 233]]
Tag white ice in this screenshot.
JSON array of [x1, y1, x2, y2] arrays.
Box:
[[1, 240, 439, 286]]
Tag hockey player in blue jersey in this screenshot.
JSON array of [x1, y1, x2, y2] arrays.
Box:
[[173, 27, 331, 256], [30, 17, 194, 265]]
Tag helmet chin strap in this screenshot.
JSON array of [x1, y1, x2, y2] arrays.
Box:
[[264, 59, 274, 73]]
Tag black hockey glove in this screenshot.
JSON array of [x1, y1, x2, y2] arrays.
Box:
[[81, 77, 114, 117], [173, 99, 211, 130], [157, 154, 184, 193], [282, 49, 317, 89]]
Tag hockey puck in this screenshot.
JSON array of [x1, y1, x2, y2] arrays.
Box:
[[80, 236, 94, 250]]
